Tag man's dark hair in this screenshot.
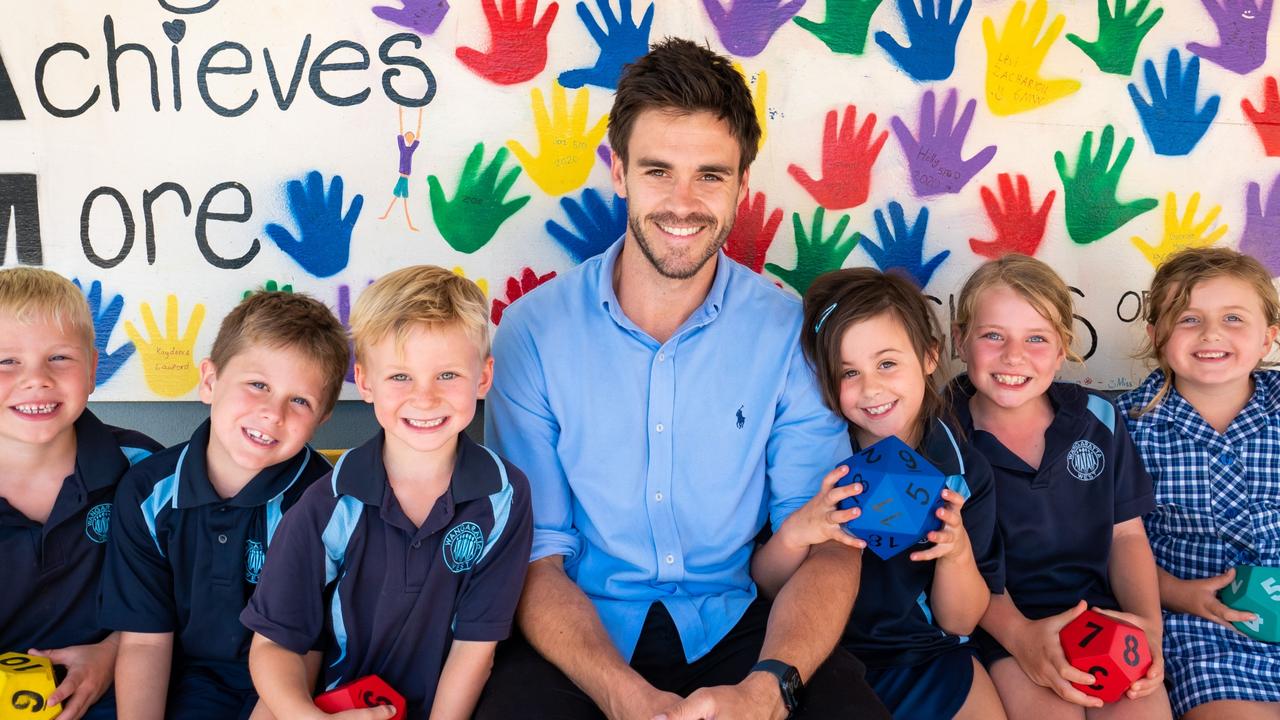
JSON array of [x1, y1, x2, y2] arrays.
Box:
[[608, 37, 761, 173]]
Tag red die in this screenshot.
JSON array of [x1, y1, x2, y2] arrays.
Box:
[[1058, 608, 1152, 703], [315, 675, 406, 717]]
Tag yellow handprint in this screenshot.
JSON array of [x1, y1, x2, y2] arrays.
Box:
[[983, 0, 1081, 116], [507, 83, 609, 196], [124, 295, 206, 398], [733, 62, 768, 150], [1131, 192, 1228, 267], [452, 266, 489, 298]]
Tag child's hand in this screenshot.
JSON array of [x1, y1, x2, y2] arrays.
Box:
[[328, 707, 397, 719], [1007, 600, 1105, 708], [1165, 567, 1258, 631], [28, 635, 119, 720], [908, 488, 972, 563], [1091, 607, 1165, 699], [776, 465, 866, 551]]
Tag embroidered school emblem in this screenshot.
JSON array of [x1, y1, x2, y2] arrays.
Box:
[[443, 521, 484, 573], [1066, 440, 1104, 482], [245, 539, 265, 584], [85, 503, 111, 543]]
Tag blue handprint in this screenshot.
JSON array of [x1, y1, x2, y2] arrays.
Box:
[[336, 285, 356, 383], [875, 0, 971, 81], [265, 171, 364, 279], [1128, 49, 1220, 156], [546, 188, 627, 263], [859, 201, 950, 288], [72, 279, 135, 384], [559, 0, 654, 89], [372, 0, 450, 35], [703, 0, 807, 57]]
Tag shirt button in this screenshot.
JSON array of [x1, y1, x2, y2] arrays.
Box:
[[665, 554, 674, 564], [655, 492, 664, 502], [217, 534, 228, 544], [656, 423, 665, 433], [658, 352, 665, 362], [412, 541, 421, 549]]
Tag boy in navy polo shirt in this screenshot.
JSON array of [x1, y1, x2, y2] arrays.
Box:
[[242, 266, 533, 720], [0, 268, 161, 720], [99, 291, 349, 720]]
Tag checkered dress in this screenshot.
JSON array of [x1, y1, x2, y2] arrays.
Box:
[[1117, 370, 1280, 716]]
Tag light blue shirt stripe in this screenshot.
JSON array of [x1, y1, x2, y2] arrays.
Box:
[[477, 444, 512, 564], [264, 446, 315, 546], [139, 445, 189, 556]]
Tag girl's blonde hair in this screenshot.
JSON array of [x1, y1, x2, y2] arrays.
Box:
[[953, 254, 1081, 363], [1135, 247, 1280, 415]]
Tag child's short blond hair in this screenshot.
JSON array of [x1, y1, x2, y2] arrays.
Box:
[[0, 267, 94, 351], [210, 291, 350, 415], [954, 253, 1082, 363], [350, 266, 489, 364]]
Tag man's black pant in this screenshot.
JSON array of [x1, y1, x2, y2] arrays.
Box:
[[474, 599, 891, 719]]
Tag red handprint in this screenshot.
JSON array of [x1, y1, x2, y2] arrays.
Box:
[[725, 191, 783, 273], [788, 105, 888, 210], [457, 0, 559, 85], [492, 267, 558, 325], [1243, 75, 1280, 157], [969, 173, 1055, 259]]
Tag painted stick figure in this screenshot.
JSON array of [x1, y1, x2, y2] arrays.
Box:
[[378, 106, 424, 231]]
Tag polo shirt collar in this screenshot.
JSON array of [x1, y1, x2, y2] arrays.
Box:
[[175, 419, 312, 508], [1140, 368, 1280, 443], [595, 237, 730, 335], [74, 408, 128, 493], [948, 374, 1084, 474], [331, 431, 501, 506]]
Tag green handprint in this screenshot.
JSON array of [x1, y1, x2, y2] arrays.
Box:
[[1066, 0, 1163, 75], [765, 207, 860, 295], [241, 280, 294, 300], [794, 0, 884, 55], [1054, 125, 1157, 245], [428, 142, 532, 254]]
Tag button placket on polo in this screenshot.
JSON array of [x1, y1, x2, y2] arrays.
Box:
[[207, 505, 241, 586], [645, 341, 683, 582]]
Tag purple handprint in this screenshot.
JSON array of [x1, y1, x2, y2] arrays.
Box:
[[336, 284, 357, 383], [372, 0, 450, 35], [702, 0, 807, 57], [1188, 0, 1272, 75], [1242, 173, 1280, 276], [892, 88, 996, 197]]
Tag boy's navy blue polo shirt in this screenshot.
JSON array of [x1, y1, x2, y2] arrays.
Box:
[[240, 430, 533, 719], [840, 418, 1003, 668], [950, 377, 1155, 619], [0, 409, 158, 651], [99, 419, 330, 692]]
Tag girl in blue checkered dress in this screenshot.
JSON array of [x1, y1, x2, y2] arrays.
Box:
[[1118, 247, 1280, 719]]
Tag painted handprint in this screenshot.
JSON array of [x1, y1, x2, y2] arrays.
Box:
[[892, 88, 996, 197], [559, 0, 653, 90], [734, 63, 768, 149], [859, 201, 949, 288], [508, 83, 609, 196], [335, 285, 356, 383], [492, 267, 558, 325], [794, 0, 883, 55], [1128, 50, 1219, 157], [765, 207, 859, 295], [1187, 0, 1272, 75], [546, 187, 626, 262], [875, 0, 971, 81], [1131, 192, 1228, 266], [371, 0, 450, 35], [1241, 174, 1280, 275], [983, 0, 1080, 116], [242, 280, 293, 300], [72, 279, 135, 384], [703, 0, 806, 57], [725, 190, 784, 273], [457, 0, 559, 85], [265, 171, 363, 279], [969, 173, 1055, 259], [124, 295, 205, 398], [1066, 0, 1163, 75], [788, 104, 887, 210], [429, 143, 531, 254], [1242, 76, 1280, 156], [1054, 125, 1157, 244]]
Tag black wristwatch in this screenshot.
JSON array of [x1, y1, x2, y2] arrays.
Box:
[[751, 659, 803, 714]]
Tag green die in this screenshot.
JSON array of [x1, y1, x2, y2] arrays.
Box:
[[1219, 565, 1280, 643]]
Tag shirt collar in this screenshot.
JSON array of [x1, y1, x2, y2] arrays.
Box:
[[1139, 368, 1280, 439], [176, 419, 313, 508], [74, 409, 128, 493], [331, 431, 501, 506], [595, 237, 730, 334]]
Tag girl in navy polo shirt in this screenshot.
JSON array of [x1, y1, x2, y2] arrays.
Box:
[[769, 267, 1005, 719], [1117, 247, 1280, 719], [952, 254, 1170, 719]]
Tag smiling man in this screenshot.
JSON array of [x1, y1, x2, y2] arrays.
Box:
[[477, 39, 890, 720]]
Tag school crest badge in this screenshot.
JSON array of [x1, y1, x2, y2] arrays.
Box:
[[245, 538, 265, 584], [1067, 440, 1104, 482], [443, 521, 484, 573], [85, 503, 111, 543]]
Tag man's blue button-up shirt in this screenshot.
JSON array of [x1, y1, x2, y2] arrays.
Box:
[[485, 239, 850, 663]]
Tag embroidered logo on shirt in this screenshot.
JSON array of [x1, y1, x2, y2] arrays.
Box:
[[245, 538, 266, 584], [736, 405, 745, 429], [85, 503, 111, 543], [443, 521, 485, 573], [1066, 440, 1105, 482]]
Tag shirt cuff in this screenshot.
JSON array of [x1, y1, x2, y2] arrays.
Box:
[[530, 528, 581, 563], [238, 607, 313, 656], [1115, 493, 1157, 524]]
